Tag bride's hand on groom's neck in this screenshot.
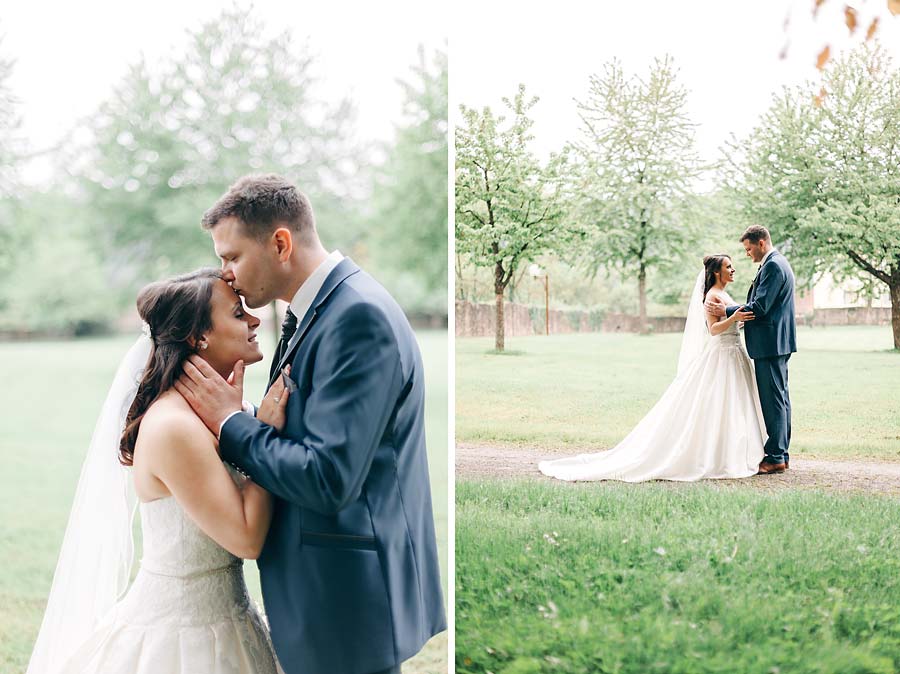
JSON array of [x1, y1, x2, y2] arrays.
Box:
[[174, 356, 245, 437]]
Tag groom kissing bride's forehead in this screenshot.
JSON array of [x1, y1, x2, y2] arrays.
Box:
[[186, 174, 447, 674]]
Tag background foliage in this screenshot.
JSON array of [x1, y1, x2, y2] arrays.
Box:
[[0, 8, 448, 335]]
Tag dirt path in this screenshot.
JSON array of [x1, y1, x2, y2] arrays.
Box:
[[456, 443, 900, 495]]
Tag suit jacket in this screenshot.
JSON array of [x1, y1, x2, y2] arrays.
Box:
[[220, 258, 446, 674], [726, 250, 797, 359]]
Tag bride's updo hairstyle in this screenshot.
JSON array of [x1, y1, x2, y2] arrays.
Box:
[[702, 254, 731, 300], [119, 268, 222, 466]]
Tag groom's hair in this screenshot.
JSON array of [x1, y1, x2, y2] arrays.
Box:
[[740, 225, 771, 244], [201, 174, 317, 244]]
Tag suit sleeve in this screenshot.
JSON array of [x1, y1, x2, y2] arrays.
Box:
[[219, 302, 404, 515], [725, 305, 741, 318], [743, 261, 785, 319]]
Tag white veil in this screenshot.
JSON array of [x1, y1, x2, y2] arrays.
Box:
[[676, 270, 710, 376], [26, 334, 151, 674]]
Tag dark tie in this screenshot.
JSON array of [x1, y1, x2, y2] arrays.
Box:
[[269, 307, 298, 380]]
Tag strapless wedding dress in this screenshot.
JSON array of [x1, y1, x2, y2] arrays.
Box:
[[539, 315, 766, 482], [57, 468, 282, 674]]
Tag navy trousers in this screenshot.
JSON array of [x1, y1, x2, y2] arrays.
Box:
[[754, 355, 792, 464]]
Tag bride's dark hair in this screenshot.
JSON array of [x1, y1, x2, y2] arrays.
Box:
[[119, 268, 223, 466], [702, 254, 731, 301]]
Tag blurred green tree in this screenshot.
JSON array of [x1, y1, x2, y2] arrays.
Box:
[[724, 43, 900, 349], [70, 7, 363, 299], [369, 46, 448, 317], [455, 85, 571, 351], [0, 34, 23, 285], [572, 56, 702, 333]]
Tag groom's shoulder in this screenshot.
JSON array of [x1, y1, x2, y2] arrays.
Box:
[[327, 269, 415, 343], [333, 267, 404, 315], [772, 251, 794, 275]]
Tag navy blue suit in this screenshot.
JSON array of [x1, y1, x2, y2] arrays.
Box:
[[726, 250, 797, 465], [220, 258, 446, 674]]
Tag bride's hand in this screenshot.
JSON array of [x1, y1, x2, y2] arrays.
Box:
[[733, 309, 755, 322], [257, 366, 291, 432]]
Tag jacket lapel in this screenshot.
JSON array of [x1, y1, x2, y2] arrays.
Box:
[[748, 251, 778, 302], [267, 257, 361, 389]]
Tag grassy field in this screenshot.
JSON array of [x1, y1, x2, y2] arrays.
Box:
[[456, 326, 900, 673], [456, 480, 900, 674], [456, 326, 900, 459], [0, 330, 448, 673]]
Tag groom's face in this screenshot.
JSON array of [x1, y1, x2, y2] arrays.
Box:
[[211, 216, 280, 309], [743, 239, 765, 263]]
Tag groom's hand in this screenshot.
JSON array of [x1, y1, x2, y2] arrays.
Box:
[[175, 356, 245, 437], [704, 295, 727, 318]]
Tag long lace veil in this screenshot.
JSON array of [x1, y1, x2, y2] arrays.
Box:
[[676, 270, 709, 376], [26, 334, 151, 674]]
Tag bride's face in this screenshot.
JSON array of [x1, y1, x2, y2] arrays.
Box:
[[201, 279, 264, 375], [717, 258, 736, 286]]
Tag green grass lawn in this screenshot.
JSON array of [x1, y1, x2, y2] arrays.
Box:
[[457, 480, 900, 674], [0, 329, 448, 674], [456, 326, 900, 459], [456, 325, 900, 673]]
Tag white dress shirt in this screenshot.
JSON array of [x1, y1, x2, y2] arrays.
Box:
[[288, 249, 344, 324], [219, 250, 344, 436]]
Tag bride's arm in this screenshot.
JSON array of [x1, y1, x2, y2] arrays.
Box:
[[143, 414, 273, 559], [706, 293, 753, 336]]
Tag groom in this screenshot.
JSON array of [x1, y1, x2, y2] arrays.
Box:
[[177, 175, 446, 674], [707, 225, 797, 475]]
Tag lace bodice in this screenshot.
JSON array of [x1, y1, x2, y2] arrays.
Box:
[[115, 466, 263, 631], [710, 292, 741, 346], [139, 488, 239, 578]]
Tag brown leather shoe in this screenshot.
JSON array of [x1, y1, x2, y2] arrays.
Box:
[[757, 461, 787, 475], [785, 461, 790, 470]]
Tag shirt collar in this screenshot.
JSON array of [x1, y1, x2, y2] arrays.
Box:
[[289, 250, 344, 321], [762, 248, 777, 264]]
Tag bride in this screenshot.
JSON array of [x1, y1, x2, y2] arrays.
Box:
[[27, 268, 289, 674], [539, 254, 766, 482]]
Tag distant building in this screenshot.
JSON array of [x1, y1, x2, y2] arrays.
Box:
[[797, 273, 891, 312]]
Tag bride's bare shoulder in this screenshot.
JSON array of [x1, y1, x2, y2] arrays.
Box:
[[704, 287, 725, 303], [137, 391, 216, 457]]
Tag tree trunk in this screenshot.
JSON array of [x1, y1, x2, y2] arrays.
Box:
[[638, 263, 648, 335], [494, 258, 506, 351], [494, 292, 505, 352], [891, 278, 900, 351]]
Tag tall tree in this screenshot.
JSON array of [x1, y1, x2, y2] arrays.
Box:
[[724, 43, 900, 349], [71, 7, 363, 297], [455, 86, 570, 351], [370, 46, 448, 315], [0, 34, 22, 281], [573, 56, 702, 333]]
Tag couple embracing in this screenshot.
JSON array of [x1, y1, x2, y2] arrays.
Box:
[[28, 175, 446, 674], [540, 225, 796, 482]]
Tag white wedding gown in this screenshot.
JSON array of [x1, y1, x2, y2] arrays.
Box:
[[539, 300, 766, 482], [56, 466, 282, 674]]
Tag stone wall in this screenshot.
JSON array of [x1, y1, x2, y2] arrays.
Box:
[[455, 300, 685, 337], [455, 301, 893, 337], [798, 306, 892, 327]]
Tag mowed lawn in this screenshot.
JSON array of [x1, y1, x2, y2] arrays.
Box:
[[456, 480, 900, 674], [456, 326, 900, 673], [456, 326, 900, 459], [0, 330, 448, 674]]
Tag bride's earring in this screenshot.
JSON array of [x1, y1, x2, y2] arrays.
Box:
[[199, 341, 209, 350]]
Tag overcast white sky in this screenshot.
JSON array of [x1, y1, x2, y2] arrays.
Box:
[[451, 0, 900, 186], [2, 1, 447, 184]]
